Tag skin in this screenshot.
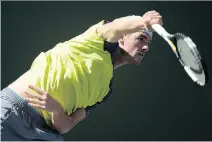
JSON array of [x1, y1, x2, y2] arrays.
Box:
[[114, 31, 152, 68]]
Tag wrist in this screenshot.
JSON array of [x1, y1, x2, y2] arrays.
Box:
[[140, 17, 154, 33], [141, 17, 149, 27], [52, 106, 63, 115]]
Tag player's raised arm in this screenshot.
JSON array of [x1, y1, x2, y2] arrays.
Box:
[[96, 10, 163, 43]]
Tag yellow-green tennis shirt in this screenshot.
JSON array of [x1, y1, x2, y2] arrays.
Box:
[[28, 20, 116, 126]]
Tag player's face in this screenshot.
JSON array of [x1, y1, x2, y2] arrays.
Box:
[[119, 31, 152, 64]]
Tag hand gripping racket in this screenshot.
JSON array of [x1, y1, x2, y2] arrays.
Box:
[[151, 24, 209, 86]]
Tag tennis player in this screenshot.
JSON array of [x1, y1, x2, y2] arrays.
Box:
[[1, 10, 163, 141]]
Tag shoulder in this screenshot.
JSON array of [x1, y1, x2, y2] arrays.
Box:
[[86, 20, 109, 33], [72, 20, 109, 40]]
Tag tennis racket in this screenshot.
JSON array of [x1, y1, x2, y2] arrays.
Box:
[[151, 24, 208, 86]]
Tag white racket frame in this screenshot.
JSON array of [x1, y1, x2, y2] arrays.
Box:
[[151, 24, 205, 86]]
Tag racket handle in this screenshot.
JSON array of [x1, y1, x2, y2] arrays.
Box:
[[151, 24, 172, 38]]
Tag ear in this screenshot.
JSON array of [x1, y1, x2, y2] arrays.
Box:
[[118, 37, 124, 46], [118, 34, 128, 46]]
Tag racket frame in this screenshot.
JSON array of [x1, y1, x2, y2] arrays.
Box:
[[151, 24, 208, 86]]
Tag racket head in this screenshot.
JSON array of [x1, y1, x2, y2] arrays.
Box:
[[169, 33, 209, 86]]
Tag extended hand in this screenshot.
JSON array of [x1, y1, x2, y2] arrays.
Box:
[[142, 10, 163, 31], [24, 85, 63, 114]]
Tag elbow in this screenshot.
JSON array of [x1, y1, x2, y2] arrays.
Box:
[[56, 120, 77, 134], [57, 126, 72, 134], [98, 22, 122, 43], [59, 130, 69, 134], [106, 30, 122, 43], [53, 122, 73, 134]]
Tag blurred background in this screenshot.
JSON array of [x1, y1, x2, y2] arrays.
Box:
[[1, 1, 212, 141]]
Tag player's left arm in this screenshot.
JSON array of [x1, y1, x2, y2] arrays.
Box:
[[51, 108, 86, 134], [24, 85, 86, 134]]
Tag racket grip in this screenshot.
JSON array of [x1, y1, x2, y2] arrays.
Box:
[[151, 24, 172, 38]]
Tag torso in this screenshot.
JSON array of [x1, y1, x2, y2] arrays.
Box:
[[7, 20, 118, 125], [8, 70, 43, 116]]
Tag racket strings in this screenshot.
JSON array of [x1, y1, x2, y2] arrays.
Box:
[[174, 34, 202, 72]]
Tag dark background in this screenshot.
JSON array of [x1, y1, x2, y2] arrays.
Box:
[[1, 1, 212, 141]]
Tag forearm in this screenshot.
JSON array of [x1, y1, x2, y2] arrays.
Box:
[[51, 110, 72, 134], [97, 15, 147, 42], [112, 15, 147, 35], [51, 108, 86, 134]]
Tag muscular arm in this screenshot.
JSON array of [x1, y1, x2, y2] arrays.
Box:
[[96, 11, 162, 43], [24, 85, 90, 134], [96, 15, 147, 43], [51, 97, 110, 134], [51, 108, 86, 134]]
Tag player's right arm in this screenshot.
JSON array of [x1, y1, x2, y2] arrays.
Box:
[[96, 10, 163, 43], [51, 108, 86, 134]]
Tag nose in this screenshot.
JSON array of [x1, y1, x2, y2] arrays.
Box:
[[141, 45, 149, 53]]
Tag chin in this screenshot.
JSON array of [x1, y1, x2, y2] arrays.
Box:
[[134, 60, 142, 65], [129, 59, 141, 65], [125, 54, 143, 65]]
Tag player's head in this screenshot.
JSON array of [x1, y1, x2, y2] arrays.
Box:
[[118, 29, 152, 65]]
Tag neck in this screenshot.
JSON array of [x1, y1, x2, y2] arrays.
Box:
[[114, 48, 128, 69]]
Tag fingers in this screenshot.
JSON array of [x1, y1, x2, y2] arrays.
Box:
[[143, 10, 163, 26], [24, 90, 44, 100], [150, 16, 163, 26], [25, 97, 45, 106], [29, 85, 47, 95], [24, 86, 47, 109], [24, 85, 62, 113], [144, 10, 160, 17], [24, 91, 46, 109], [28, 103, 46, 109]]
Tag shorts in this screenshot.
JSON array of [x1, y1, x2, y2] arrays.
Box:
[[0, 87, 64, 141]]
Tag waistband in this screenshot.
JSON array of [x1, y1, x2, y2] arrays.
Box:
[[1, 87, 45, 126]]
